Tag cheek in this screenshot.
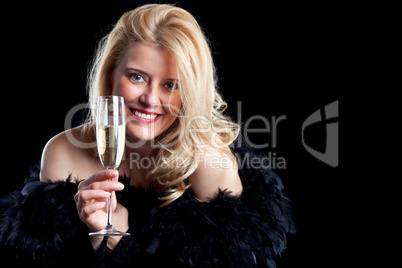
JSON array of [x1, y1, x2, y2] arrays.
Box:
[[164, 93, 182, 116], [112, 75, 138, 99], [112, 78, 127, 96]]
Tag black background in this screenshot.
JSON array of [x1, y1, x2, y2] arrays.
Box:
[[3, 0, 352, 266]]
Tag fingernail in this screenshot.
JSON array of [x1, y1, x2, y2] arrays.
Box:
[[104, 192, 111, 197], [117, 183, 125, 190]]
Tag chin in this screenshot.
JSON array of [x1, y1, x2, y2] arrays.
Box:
[[125, 123, 164, 148], [125, 115, 177, 146]]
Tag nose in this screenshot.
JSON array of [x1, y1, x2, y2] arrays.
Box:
[[139, 83, 161, 107]]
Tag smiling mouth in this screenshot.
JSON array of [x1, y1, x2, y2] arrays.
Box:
[[129, 108, 161, 123]]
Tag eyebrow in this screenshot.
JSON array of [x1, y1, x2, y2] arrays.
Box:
[[125, 67, 178, 82], [125, 67, 149, 78]]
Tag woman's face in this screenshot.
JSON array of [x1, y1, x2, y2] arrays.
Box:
[[112, 43, 182, 144]]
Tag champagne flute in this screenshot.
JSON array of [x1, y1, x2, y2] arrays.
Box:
[[89, 96, 130, 236]]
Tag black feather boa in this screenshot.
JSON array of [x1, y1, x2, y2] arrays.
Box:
[[0, 149, 295, 267]]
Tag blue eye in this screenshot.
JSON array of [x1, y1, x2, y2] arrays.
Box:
[[165, 82, 179, 90], [130, 73, 144, 82], [166, 83, 174, 89]]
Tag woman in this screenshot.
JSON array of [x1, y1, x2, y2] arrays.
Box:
[[0, 4, 294, 267]]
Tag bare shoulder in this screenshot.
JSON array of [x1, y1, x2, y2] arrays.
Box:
[[187, 147, 243, 202], [40, 125, 100, 182]]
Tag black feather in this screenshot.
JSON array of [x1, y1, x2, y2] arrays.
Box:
[[0, 148, 295, 268]]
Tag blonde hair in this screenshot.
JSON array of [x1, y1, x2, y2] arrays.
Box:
[[82, 4, 239, 206]]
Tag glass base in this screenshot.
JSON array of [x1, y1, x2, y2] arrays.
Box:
[[89, 225, 130, 236]]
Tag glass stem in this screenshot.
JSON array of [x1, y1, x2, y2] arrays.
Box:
[[105, 167, 117, 229], [106, 192, 113, 228]]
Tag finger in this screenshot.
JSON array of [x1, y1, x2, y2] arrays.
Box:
[[78, 190, 111, 204], [78, 170, 119, 190], [83, 180, 125, 192], [80, 201, 106, 220]]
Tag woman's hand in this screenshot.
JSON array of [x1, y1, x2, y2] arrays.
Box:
[[74, 169, 129, 250], [74, 169, 125, 232]]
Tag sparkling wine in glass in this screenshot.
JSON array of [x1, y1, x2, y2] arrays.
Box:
[[89, 96, 130, 236]]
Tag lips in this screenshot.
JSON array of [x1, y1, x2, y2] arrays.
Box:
[[129, 108, 161, 124]]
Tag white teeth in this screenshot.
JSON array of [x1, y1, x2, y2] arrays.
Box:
[[134, 110, 158, 120]]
